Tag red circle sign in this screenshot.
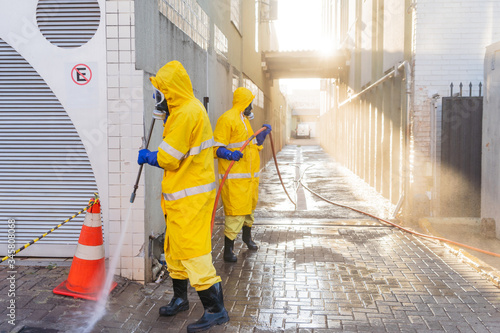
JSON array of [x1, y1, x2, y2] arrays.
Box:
[[71, 64, 92, 85]]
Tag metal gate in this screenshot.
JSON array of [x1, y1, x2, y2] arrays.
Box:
[[0, 1, 102, 257], [440, 83, 483, 217], [0, 39, 98, 257]]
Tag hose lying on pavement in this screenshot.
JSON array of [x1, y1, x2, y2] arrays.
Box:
[[268, 132, 296, 207], [298, 179, 500, 258], [212, 130, 500, 259], [265, 134, 500, 259]]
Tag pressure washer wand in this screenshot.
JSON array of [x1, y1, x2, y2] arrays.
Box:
[[130, 119, 156, 203]]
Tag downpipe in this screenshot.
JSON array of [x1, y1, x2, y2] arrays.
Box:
[[403, 60, 412, 220]]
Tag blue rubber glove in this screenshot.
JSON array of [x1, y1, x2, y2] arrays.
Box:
[[231, 150, 243, 161], [256, 124, 272, 145], [217, 147, 243, 161], [138, 149, 160, 168]]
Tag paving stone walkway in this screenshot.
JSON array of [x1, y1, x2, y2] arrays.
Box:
[[1, 144, 500, 332]]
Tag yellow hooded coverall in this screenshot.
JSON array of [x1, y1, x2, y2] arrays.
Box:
[[213, 87, 263, 239], [150, 61, 220, 291]]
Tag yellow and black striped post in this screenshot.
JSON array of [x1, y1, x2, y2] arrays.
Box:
[[1, 195, 98, 263]]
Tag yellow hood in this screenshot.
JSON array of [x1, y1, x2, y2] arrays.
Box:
[[231, 87, 255, 113], [150, 61, 194, 113], [213, 86, 261, 216]]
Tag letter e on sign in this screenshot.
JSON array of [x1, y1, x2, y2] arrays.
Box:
[[71, 64, 92, 85]]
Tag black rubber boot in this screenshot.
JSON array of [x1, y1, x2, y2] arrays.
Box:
[[159, 278, 189, 316], [187, 282, 229, 332], [223, 236, 237, 262], [242, 226, 258, 250]]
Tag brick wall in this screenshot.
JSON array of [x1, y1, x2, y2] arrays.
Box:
[[411, 0, 500, 198]]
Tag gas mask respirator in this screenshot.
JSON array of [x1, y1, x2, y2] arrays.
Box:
[[152, 88, 169, 123], [243, 103, 254, 120]]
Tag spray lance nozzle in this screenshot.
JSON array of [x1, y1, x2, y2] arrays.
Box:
[[130, 87, 169, 203]]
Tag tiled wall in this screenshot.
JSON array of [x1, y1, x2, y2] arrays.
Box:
[[106, 0, 146, 282]]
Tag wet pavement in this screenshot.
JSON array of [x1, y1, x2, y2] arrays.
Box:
[[2, 143, 500, 332]]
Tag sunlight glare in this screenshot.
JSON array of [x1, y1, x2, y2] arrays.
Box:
[[275, 0, 322, 51]]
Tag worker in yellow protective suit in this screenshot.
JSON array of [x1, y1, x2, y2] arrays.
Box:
[[213, 87, 272, 262], [138, 61, 229, 332]]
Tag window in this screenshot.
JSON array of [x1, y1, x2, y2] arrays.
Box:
[[230, 0, 241, 33], [158, 0, 209, 50], [214, 24, 228, 58], [257, 89, 264, 108], [244, 78, 264, 108], [260, 0, 278, 22], [232, 74, 240, 93]]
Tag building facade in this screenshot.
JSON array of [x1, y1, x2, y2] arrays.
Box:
[[321, 0, 500, 223], [0, 0, 287, 282]]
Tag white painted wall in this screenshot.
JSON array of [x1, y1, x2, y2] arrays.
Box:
[[0, 0, 110, 252], [0, 0, 108, 197], [0, 0, 147, 281], [360, 0, 373, 87], [382, 0, 405, 70]]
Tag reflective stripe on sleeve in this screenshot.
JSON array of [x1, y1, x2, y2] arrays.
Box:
[[185, 138, 214, 157], [159, 141, 185, 160], [163, 181, 217, 201], [160, 138, 214, 161], [214, 141, 225, 147], [254, 172, 260, 178], [226, 140, 246, 149]]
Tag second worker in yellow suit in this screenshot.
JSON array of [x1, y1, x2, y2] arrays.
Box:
[[138, 61, 229, 332], [213, 87, 272, 262]]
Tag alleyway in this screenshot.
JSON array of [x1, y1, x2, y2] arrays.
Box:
[[2, 143, 500, 332]]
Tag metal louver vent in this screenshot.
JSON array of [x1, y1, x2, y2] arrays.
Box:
[[36, 0, 101, 48], [0, 39, 98, 256]]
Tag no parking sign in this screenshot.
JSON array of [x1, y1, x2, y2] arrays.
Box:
[[65, 62, 98, 108], [71, 64, 92, 85]]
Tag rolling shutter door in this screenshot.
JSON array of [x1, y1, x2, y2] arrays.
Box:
[[0, 39, 98, 257]]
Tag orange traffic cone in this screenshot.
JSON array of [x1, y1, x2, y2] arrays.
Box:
[[53, 198, 117, 300]]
